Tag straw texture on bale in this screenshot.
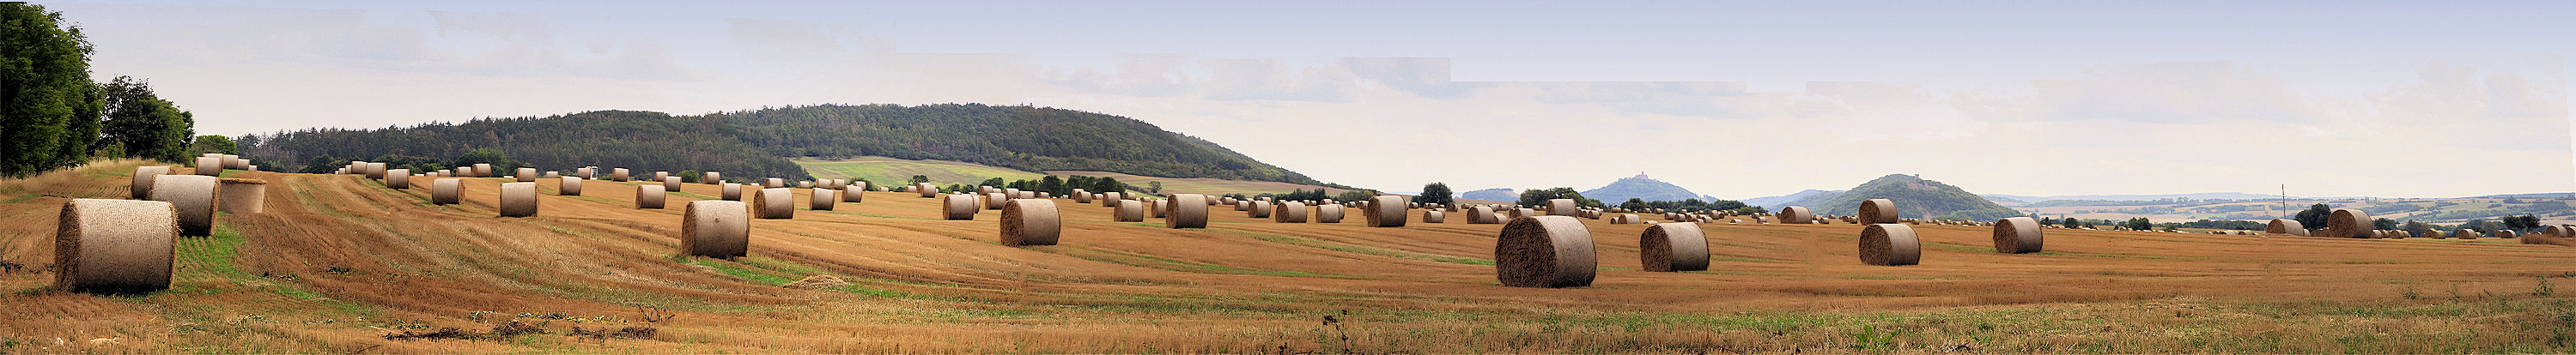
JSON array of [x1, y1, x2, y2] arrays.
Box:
[[2327, 208, 2372, 238], [130, 166, 168, 200], [384, 169, 410, 190], [942, 194, 978, 220], [431, 178, 460, 204], [54, 199, 178, 294], [720, 183, 742, 201], [804, 189, 835, 211], [498, 183, 538, 217], [1468, 206, 1500, 224], [1859, 199, 1899, 224], [1545, 199, 1577, 216], [1166, 194, 1209, 228], [612, 168, 632, 182], [1365, 196, 1406, 227], [1248, 201, 1273, 218], [841, 185, 865, 202], [216, 178, 267, 214], [1116, 201, 1145, 222], [1777, 207, 1812, 226], [1423, 210, 1446, 223], [679, 200, 750, 258], [702, 171, 721, 184], [1859, 224, 1923, 266], [194, 156, 225, 176], [1316, 204, 1346, 223], [1495, 216, 1597, 288], [1639, 223, 1710, 272], [636, 185, 667, 209], [1272, 202, 1309, 223], [149, 174, 218, 236], [999, 199, 1060, 246], [751, 188, 793, 219], [557, 177, 584, 196], [515, 167, 537, 182], [1991, 217, 2044, 253], [1510, 208, 1535, 219], [2268, 219, 2306, 236]]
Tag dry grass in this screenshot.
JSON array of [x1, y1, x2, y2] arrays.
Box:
[[4, 170, 2576, 352]]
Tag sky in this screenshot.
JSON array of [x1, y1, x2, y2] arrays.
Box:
[[42, 0, 2575, 199]]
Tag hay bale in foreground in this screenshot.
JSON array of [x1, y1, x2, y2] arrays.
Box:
[[808, 188, 835, 211], [1859, 224, 1922, 266], [1777, 207, 1813, 226], [999, 199, 1060, 246], [2326, 208, 2372, 238], [54, 199, 177, 294], [130, 166, 169, 200], [942, 194, 978, 220], [148, 174, 218, 237], [1272, 202, 1309, 223], [498, 183, 538, 217], [680, 200, 750, 258], [751, 188, 793, 219], [2268, 219, 2306, 236], [515, 167, 537, 182], [1365, 196, 1406, 227], [1423, 210, 1446, 223], [216, 178, 267, 214], [559, 177, 584, 196], [1859, 199, 1899, 224], [1316, 204, 1346, 223], [1116, 200, 1145, 222], [432, 178, 460, 205], [636, 185, 667, 209], [1166, 194, 1209, 228], [720, 183, 742, 201], [1468, 206, 1501, 224], [384, 169, 410, 190], [1992, 217, 2044, 253], [1495, 216, 1596, 288], [1639, 222, 1710, 272]]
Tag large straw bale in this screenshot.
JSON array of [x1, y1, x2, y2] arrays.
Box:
[[1859, 199, 1899, 224], [1273, 202, 1309, 223], [1117, 200, 1145, 222], [1316, 204, 1345, 223], [1423, 210, 1446, 223], [1639, 222, 1710, 272], [1859, 224, 1922, 266], [943, 194, 978, 220], [515, 167, 537, 182], [1000, 199, 1060, 246], [1468, 206, 1501, 224], [806, 188, 835, 211], [216, 178, 267, 214], [702, 171, 722, 184], [2268, 219, 2306, 236], [384, 169, 410, 190], [1992, 217, 2044, 253], [985, 192, 1010, 210], [916, 183, 938, 198], [1166, 194, 1209, 228], [54, 199, 177, 293], [1495, 216, 1596, 288], [559, 177, 584, 196], [1365, 196, 1406, 227], [1545, 199, 1577, 216], [2326, 208, 2372, 238], [1777, 207, 1813, 226], [751, 188, 793, 219], [841, 185, 866, 202], [662, 177, 683, 192], [611, 168, 632, 182], [195, 156, 223, 176], [432, 178, 460, 204], [680, 200, 751, 258], [130, 166, 169, 200], [1248, 201, 1273, 218], [498, 183, 538, 217], [149, 174, 218, 236]]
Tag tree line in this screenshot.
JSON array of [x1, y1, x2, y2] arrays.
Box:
[[2, 4, 200, 177]]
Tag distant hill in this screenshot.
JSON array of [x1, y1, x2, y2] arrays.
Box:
[[1460, 188, 1518, 202], [1779, 174, 2023, 220], [240, 104, 1326, 186], [1742, 190, 1843, 208], [2470, 192, 2576, 199], [1986, 192, 2296, 202], [1581, 174, 1709, 203]]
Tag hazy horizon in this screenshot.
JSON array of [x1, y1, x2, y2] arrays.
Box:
[[46, 0, 2573, 199]]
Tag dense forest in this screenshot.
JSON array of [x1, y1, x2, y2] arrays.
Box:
[[241, 111, 808, 181], [718, 104, 1318, 184]]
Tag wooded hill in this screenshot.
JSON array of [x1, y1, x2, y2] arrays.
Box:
[[239, 104, 1321, 185], [1780, 174, 2026, 221]]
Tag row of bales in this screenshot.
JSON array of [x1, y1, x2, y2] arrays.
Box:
[[2261, 208, 2561, 241], [56, 158, 2574, 294]]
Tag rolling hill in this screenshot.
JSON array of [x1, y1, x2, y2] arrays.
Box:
[[1778, 174, 2024, 220], [1459, 188, 1516, 202], [789, 156, 1353, 196], [1580, 174, 1709, 203]]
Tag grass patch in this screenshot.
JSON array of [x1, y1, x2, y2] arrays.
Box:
[[1219, 230, 1493, 266]]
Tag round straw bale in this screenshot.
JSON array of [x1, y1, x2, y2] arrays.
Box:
[[431, 178, 460, 204], [653, 171, 671, 184], [1639, 222, 1710, 272], [749, 188, 793, 219], [559, 177, 584, 196], [1166, 194, 1209, 228], [1273, 202, 1309, 223], [576, 167, 594, 179], [1149, 199, 1168, 218], [636, 184, 667, 209], [1235, 200, 1251, 212], [130, 166, 169, 200], [720, 183, 742, 201], [216, 178, 267, 214], [2326, 208, 2371, 238], [653, 177, 677, 192], [1468, 206, 1500, 224], [54, 199, 177, 293], [2268, 219, 2306, 236], [2549, 225, 2572, 238], [2457, 229, 2479, 239], [1100, 192, 1123, 207], [942, 194, 978, 220], [1317, 204, 1346, 223], [1365, 196, 1406, 227], [841, 185, 866, 202], [764, 178, 785, 189], [1777, 207, 1812, 225], [471, 164, 492, 178], [1859, 224, 1923, 266], [1991, 217, 2044, 253], [985, 192, 1010, 210], [611, 168, 632, 182], [148, 174, 218, 236], [1424, 210, 1446, 223], [1510, 208, 1535, 220], [1858, 199, 1899, 224], [194, 156, 225, 176], [1495, 215, 1597, 288], [1545, 199, 1577, 216], [702, 171, 722, 184], [497, 182, 538, 217], [383, 169, 410, 190], [916, 183, 938, 198], [542, 171, 557, 179], [808, 188, 835, 211], [2427, 230, 2447, 239], [1247, 201, 1273, 218], [1000, 199, 1060, 246], [2498, 230, 2518, 238], [515, 167, 537, 182], [798, 181, 812, 189], [1116, 200, 1145, 222], [681, 200, 750, 258], [1072, 189, 1091, 203]]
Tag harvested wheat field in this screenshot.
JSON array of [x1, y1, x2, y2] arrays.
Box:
[[2, 163, 2574, 353]]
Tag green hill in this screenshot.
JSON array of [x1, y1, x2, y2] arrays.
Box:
[[239, 104, 1321, 185], [1783, 174, 2024, 221]]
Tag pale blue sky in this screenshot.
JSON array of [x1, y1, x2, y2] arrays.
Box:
[[41, 0, 2574, 198]]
